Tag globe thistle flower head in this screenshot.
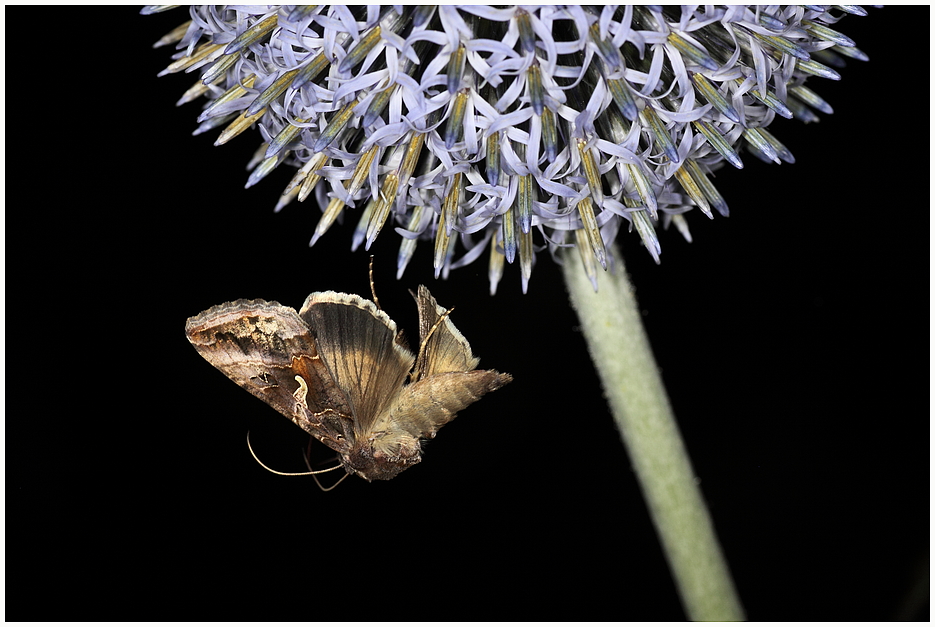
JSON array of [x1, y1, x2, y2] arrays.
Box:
[[148, 5, 867, 293]]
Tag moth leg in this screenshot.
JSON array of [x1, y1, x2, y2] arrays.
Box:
[[311, 471, 350, 492], [301, 444, 350, 492]]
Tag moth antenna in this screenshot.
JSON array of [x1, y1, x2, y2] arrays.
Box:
[[246, 431, 343, 477], [312, 472, 350, 492], [368, 255, 381, 310], [303, 444, 351, 492], [415, 306, 455, 368]]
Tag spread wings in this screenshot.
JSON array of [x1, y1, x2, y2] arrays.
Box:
[[185, 288, 511, 482]]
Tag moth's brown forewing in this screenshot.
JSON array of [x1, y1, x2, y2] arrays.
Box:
[[184, 300, 355, 451], [185, 288, 512, 482]]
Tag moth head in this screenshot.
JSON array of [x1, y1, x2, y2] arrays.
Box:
[[340, 432, 423, 481]]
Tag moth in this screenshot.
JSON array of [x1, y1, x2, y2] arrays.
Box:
[[185, 286, 512, 481]]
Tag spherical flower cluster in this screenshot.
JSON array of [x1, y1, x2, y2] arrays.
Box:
[[148, 5, 866, 292]]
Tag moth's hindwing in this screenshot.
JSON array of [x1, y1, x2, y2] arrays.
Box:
[[299, 291, 415, 435]]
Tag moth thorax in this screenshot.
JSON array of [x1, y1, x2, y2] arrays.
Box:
[[341, 434, 423, 482]]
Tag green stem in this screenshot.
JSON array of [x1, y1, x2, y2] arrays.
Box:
[[562, 244, 744, 621]]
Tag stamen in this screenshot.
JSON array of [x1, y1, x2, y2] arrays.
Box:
[[486, 130, 501, 187], [575, 228, 600, 291], [338, 23, 383, 74], [692, 120, 744, 169], [527, 62, 545, 116], [692, 73, 741, 124], [577, 138, 604, 209], [215, 108, 266, 146], [577, 197, 607, 269], [397, 205, 426, 279], [640, 106, 679, 164], [266, 117, 307, 159], [224, 13, 279, 55], [247, 67, 301, 117], [515, 9, 536, 55], [311, 197, 346, 246], [435, 173, 462, 274], [540, 106, 558, 162], [674, 162, 713, 219], [159, 42, 224, 76], [607, 77, 638, 122], [445, 88, 470, 150], [517, 174, 534, 234], [447, 42, 466, 93], [366, 172, 398, 249], [626, 163, 658, 220], [742, 127, 779, 163], [488, 231, 505, 296], [683, 159, 728, 217], [297, 152, 330, 201], [314, 97, 361, 153], [666, 32, 718, 72]]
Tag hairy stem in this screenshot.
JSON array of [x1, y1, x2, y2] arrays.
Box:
[[562, 244, 744, 621]]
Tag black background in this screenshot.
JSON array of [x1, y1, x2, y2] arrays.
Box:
[[7, 6, 928, 621]]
